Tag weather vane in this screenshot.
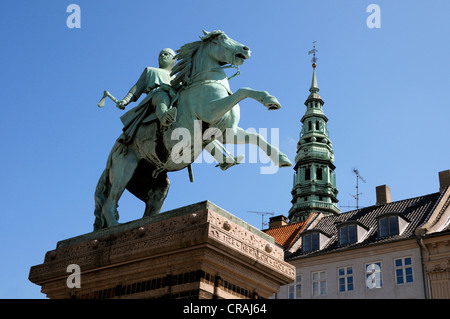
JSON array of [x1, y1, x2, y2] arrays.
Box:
[[308, 41, 318, 68]]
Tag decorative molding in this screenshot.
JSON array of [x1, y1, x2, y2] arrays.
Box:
[[29, 202, 295, 298]]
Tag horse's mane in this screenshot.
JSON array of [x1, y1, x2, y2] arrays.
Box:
[[170, 41, 202, 90], [171, 30, 225, 90]]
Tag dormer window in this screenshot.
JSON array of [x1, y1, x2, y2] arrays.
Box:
[[377, 213, 409, 238], [379, 216, 398, 237], [337, 221, 368, 246], [302, 232, 319, 253], [338, 224, 357, 245], [301, 231, 330, 253]]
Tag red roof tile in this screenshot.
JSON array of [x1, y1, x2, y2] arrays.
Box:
[[263, 214, 315, 249]]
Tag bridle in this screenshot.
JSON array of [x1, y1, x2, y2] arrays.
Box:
[[199, 37, 244, 77], [180, 38, 242, 94]]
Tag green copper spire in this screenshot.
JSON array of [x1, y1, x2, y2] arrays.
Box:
[[288, 43, 340, 222], [310, 67, 319, 92]]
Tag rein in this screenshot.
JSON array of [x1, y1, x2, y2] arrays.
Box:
[[180, 64, 240, 95], [189, 63, 240, 83], [182, 79, 232, 95], [219, 64, 241, 81]]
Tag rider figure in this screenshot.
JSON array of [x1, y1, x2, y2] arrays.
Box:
[[118, 48, 178, 143], [117, 48, 243, 171]]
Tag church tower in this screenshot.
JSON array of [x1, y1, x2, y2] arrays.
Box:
[[288, 44, 340, 222]]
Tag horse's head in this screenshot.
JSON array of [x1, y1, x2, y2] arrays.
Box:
[[201, 30, 251, 67], [171, 30, 252, 89]]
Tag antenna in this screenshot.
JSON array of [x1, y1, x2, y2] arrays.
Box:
[[247, 211, 275, 229], [350, 168, 366, 209]]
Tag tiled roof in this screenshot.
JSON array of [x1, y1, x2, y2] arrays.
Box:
[[286, 191, 443, 260], [263, 214, 315, 249]]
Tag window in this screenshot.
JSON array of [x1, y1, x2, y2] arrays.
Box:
[[295, 274, 302, 298], [338, 267, 354, 293], [305, 167, 311, 180], [302, 232, 319, 253], [378, 215, 399, 237], [338, 224, 357, 246], [312, 271, 326, 296], [365, 262, 382, 289], [316, 167, 323, 180], [395, 257, 413, 285], [288, 285, 294, 299], [288, 274, 302, 299]]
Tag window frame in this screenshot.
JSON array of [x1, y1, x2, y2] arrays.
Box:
[[394, 257, 414, 285], [288, 273, 302, 299], [337, 266, 354, 293], [301, 230, 331, 254], [337, 221, 368, 246], [312, 270, 327, 297], [302, 232, 320, 253], [377, 214, 400, 237], [338, 223, 357, 246]]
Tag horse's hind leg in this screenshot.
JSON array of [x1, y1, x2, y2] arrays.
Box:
[[102, 148, 139, 227], [142, 172, 170, 218]]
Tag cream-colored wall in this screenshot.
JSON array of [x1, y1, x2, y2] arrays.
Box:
[[421, 233, 450, 299], [416, 188, 450, 299], [274, 240, 425, 299]]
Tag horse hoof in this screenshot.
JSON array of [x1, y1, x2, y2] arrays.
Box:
[[262, 95, 281, 110], [107, 220, 120, 227], [217, 155, 245, 171], [278, 153, 292, 168]]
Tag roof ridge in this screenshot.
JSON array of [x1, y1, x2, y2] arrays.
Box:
[[339, 191, 440, 216]]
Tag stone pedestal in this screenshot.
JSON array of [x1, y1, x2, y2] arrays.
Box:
[[29, 201, 295, 299]]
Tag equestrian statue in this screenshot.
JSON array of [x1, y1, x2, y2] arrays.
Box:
[[94, 30, 292, 230]]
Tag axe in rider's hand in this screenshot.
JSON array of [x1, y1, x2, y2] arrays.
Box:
[[97, 90, 125, 110]]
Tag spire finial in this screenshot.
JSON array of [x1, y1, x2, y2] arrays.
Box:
[[308, 41, 318, 68], [307, 41, 319, 93]]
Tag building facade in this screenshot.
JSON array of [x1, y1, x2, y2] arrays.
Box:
[[415, 172, 450, 298], [267, 171, 450, 299]]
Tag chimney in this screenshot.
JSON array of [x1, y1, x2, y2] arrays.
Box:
[[439, 170, 450, 193], [376, 185, 391, 206], [268, 215, 288, 228]]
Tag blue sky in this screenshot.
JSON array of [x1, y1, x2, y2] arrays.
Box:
[[1, 1, 449, 298]]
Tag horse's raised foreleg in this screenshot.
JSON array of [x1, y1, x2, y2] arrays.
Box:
[[204, 140, 245, 171], [225, 126, 292, 168], [102, 148, 139, 227], [235, 87, 282, 110], [201, 88, 281, 123]]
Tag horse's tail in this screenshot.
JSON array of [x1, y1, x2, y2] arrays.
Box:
[[93, 168, 111, 231], [93, 143, 124, 230]]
